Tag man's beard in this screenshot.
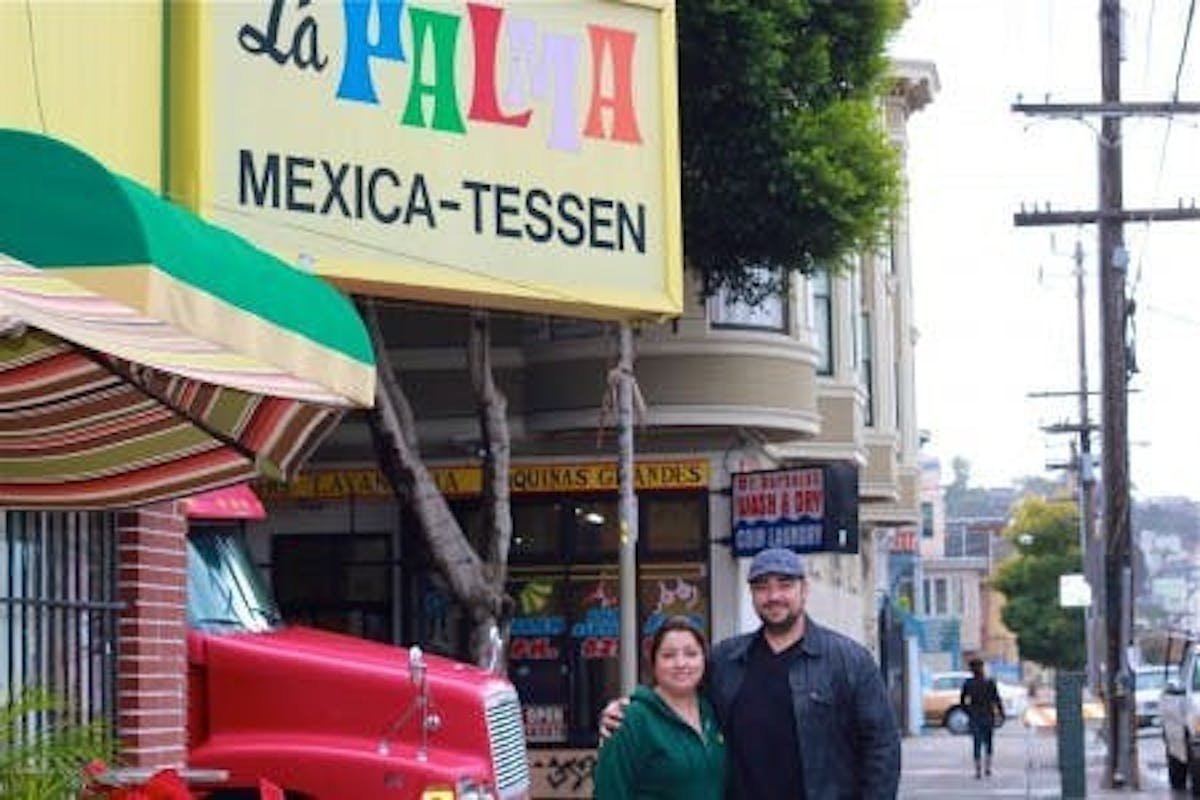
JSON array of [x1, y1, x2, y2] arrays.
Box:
[[760, 610, 801, 636]]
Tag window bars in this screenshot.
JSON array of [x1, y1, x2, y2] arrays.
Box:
[[1, 511, 120, 731]]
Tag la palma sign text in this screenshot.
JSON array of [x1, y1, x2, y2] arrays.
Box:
[[175, 0, 682, 320]]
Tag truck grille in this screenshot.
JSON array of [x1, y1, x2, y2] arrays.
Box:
[[484, 690, 530, 799]]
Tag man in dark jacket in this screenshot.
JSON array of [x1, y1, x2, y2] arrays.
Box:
[[603, 547, 901, 798]]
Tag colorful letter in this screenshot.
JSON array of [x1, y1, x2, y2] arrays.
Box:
[[467, 4, 531, 127], [337, 0, 406, 104], [540, 33, 584, 152], [583, 25, 642, 144], [501, 17, 538, 113], [402, 8, 466, 133], [500, 20, 582, 152]]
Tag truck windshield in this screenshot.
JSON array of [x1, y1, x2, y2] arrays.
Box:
[[187, 529, 281, 633]]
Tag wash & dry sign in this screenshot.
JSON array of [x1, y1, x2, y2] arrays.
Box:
[[731, 464, 859, 556]]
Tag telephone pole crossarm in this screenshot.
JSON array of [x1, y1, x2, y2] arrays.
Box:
[[1040, 422, 1099, 435], [1015, 208, 1200, 226], [1013, 100, 1200, 116]]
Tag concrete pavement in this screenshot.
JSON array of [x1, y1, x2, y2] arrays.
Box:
[[901, 723, 1181, 798]]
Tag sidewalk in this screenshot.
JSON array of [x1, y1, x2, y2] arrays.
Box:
[[900, 724, 1177, 798]]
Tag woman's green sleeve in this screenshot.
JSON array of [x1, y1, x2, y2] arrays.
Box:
[[593, 708, 644, 800]]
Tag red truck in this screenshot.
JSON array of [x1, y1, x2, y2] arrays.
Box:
[[185, 526, 530, 799]]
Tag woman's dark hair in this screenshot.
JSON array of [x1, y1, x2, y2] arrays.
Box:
[[647, 615, 708, 684]]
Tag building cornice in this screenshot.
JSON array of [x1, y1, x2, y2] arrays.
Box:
[[525, 405, 822, 437], [890, 59, 940, 114]]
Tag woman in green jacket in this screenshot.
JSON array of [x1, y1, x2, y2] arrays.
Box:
[[593, 615, 727, 799]]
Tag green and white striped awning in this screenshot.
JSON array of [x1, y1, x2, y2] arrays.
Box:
[[0, 130, 375, 509]]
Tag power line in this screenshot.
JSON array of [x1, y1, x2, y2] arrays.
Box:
[[22, 0, 47, 134], [1143, 0, 1159, 87], [1133, 0, 1200, 298], [1172, 0, 1198, 101], [201, 199, 612, 312], [1143, 301, 1200, 327]]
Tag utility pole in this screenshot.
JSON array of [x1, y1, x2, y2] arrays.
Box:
[[1072, 240, 1102, 701], [1014, 0, 1200, 788], [1097, 2, 1136, 785], [1032, 239, 1102, 696]]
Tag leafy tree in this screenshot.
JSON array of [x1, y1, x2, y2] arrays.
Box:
[[991, 497, 1086, 670], [678, 0, 906, 299]]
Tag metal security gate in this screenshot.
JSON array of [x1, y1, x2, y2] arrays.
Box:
[[0, 511, 120, 729]]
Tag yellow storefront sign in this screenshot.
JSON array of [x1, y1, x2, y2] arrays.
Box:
[[259, 459, 709, 501], [1, 3, 163, 187], [170, 0, 681, 321]]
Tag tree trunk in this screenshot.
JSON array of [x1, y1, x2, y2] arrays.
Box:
[[468, 310, 514, 668], [359, 300, 506, 665]]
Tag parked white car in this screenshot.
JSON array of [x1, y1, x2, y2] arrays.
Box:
[[1160, 643, 1200, 790], [1134, 665, 1176, 728]]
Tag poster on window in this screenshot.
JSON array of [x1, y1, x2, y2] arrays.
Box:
[[572, 579, 620, 660], [639, 565, 708, 663], [731, 463, 859, 556], [523, 704, 568, 743]]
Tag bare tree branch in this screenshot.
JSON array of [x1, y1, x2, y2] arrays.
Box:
[[468, 311, 513, 572], [468, 310, 515, 667], [359, 299, 504, 637]]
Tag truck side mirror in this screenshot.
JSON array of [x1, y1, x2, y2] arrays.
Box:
[[1165, 678, 1185, 695]]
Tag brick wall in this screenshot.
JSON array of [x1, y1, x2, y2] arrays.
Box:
[[116, 501, 188, 768]]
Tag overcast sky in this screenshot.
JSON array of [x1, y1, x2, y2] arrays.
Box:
[[891, 0, 1200, 499]]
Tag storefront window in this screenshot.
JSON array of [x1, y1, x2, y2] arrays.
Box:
[[639, 565, 708, 643], [503, 492, 710, 748], [406, 490, 710, 747], [273, 533, 392, 642], [508, 570, 571, 743], [511, 502, 563, 561], [566, 499, 620, 561], [642, 495, 706, 555], [565, 570, 621, 744]]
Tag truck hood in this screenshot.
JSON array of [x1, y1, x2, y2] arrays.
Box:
[[196, 626, 495, 686], [191, 625, 509, 743]]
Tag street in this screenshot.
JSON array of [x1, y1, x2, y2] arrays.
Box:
[[901, 724, 1178, 798]]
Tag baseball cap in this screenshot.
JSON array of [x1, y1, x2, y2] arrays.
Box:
[[747, 547, 806, 582]]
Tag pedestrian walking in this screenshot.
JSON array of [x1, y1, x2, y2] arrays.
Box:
[[960, 656, 1005, 778], [602, 547, 900, 798], [593, 615, 727, 799]]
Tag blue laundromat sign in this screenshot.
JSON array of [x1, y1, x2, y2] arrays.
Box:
[[730, 463, 859, 556]]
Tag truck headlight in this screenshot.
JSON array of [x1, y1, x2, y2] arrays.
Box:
[[456, 778, 497, 800], [420, 779, 496, 799]]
